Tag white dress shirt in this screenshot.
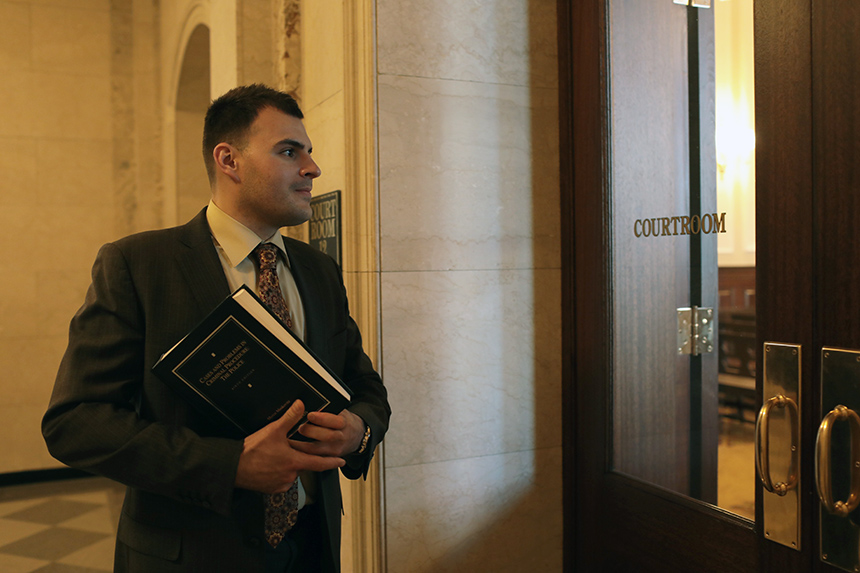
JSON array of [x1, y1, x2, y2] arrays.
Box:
[[206, 200, 306, 340], [206, 199, 314, 507]]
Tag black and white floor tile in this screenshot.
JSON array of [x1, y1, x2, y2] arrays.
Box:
[[0, 477, 124, 573]]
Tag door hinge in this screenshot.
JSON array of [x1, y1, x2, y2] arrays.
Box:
[[677, 306, 715, 355], [673, 0, 711, 7]]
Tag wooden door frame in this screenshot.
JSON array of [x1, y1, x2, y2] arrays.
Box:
[[558, 0, 609, 568]]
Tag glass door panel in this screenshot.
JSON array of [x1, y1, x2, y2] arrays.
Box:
[[608, 0, 756, 520], [714, 0, 756, 521], [609, 0, 697, 495]]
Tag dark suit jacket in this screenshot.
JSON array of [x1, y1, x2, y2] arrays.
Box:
[[42, 209, 390, 572]]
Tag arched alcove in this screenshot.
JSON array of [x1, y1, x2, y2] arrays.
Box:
[[175, 24, 211, 223]]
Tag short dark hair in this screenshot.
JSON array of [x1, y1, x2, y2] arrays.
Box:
[[202, 84, 304, 182]]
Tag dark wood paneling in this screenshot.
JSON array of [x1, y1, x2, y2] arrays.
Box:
[[812, 5, 860, 569], [557, 0, 576, 567], [755, 0, 816, 570], [719, 267, 756, 309], [814, 1, 860, 349], [604, 475, 755, 573], [560, 0, 612, 569]]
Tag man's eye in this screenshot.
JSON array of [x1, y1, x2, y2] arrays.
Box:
[[282, 149, 295, 157]]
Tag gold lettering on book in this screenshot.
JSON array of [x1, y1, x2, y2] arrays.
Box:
[[268, 400, 293, 421], [198, 341, 250, 385]]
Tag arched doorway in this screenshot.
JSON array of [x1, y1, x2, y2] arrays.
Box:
[[175, 24, 211, 223]]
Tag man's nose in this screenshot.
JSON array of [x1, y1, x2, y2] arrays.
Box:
[[302, 157, 322, 178]]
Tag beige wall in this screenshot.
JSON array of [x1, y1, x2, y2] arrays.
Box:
[[301, 1, 346, 203], [375, 0, 563, 570], [0, 0, 161, 474], [158, 0, 286, 228]]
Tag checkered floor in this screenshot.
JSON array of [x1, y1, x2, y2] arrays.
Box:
[[0, 477, 124, 573]]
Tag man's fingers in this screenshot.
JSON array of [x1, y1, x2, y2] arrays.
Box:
[[297, 452, 345, 472], [269, 399, 305, 433], [266, 453, 344, 493], [305, 410, 346, 430], [295, 421, 324, 441]]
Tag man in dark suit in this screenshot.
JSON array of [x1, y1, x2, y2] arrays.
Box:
[[42, 84, 390, 572]]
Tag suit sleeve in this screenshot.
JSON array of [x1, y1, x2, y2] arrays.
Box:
[[341, 311, 389, 480], [318, 256, 390, 480], [42, 242, 243, 516]]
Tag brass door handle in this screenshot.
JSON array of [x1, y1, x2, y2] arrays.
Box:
[[755, 394, 800, 495], [815, 405, 860, 517]]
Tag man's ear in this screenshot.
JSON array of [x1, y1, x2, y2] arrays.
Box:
[[213, 143, 242, 183]]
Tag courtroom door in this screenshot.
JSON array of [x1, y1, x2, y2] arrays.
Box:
[[560, 0, 860, 571]]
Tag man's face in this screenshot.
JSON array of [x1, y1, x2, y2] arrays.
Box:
[[234, 106, 321, 236]]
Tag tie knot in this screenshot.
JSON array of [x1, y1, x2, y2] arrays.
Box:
[[254, 243, 280, 271]]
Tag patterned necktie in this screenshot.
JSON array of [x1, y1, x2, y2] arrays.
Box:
[[252, 243, 299, 548], [254, 243, 293, 329]]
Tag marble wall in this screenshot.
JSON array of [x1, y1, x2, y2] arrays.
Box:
[[375, 0, 563, 570], [0, 0, 160, 474]]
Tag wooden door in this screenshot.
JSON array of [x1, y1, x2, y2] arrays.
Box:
[[560, 0, 860, 570]]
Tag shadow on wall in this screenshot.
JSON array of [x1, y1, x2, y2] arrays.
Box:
[[381, 0, 562, 570]]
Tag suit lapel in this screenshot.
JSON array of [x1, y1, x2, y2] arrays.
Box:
[[283, 238, 323, 351], [175, 208, 232, 317]]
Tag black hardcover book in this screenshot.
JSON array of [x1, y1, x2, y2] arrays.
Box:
[[152, 285, 352, 438]]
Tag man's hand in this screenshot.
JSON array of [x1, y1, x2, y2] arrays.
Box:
[[291, 409, 366, 457], [234, 400, 345, 494]]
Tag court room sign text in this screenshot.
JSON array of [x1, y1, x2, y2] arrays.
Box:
[[309, 190, 342, 266], [633, 212, 727, 238]]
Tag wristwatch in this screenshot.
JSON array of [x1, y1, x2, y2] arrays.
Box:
[[356, 423, 371, 454]]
